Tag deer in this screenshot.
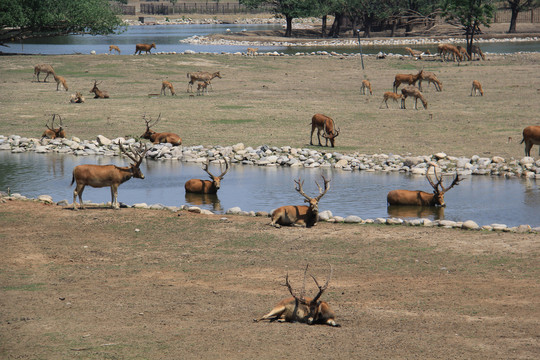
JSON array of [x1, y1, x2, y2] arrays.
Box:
[[418, 71, 442, 92], [255, 265, 340, 327], [387, 164, 461, 207], [393, 69, 424, 92], [70, 91, 85, 103], [310, 114, 340, 148], [379, 92, 403, 109], [471, 80, 484, 96], [141, 113, 182, 146], [197, 80, 210, 96], [456, 46, 471, 61], [360, 79, 373, 95], [41, 114, 66, 139], [161, 80, 176, 96], [270, 176, 330, 228], [184, 158, 230, 194], [471, 45, 485, 60], [33, 64, 55, 82], [71, 142, 149, 210], [520, 126, 540, 157], [437, 44, 462, 62], [90, 80, 109, 99], [401, 85, 428, 110], [404, 47, 424, 59], [53, 74, 68, 91], [247, 47, 258, 56], [187, 71, 221, 92], [134, 42, 156, 55], [109, 45, 121, 55]]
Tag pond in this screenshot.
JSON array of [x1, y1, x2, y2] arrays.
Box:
[[1, 151, 539, 227]]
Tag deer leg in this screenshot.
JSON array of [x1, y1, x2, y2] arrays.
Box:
[[73, 184, 85, 210], [255, 306, 286, 322], [525, 142, 532, 157], [111, 185, 119, 209]]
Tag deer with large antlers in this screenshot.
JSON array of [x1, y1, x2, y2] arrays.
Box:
[[90, 80, 109, 99], [270, 176, 330, 228], [187, 71, 221, 92], [310, 114, 340, 148], [520, 126, 540, 157], [387, 165, 461, 207], [393, 69, 424, 92], [401, 85, 428, 110], [255, 265, 340, 327], [141, 113, 182, 146], [41, 114, 66, 139], [71, 142, 149, 210], [184, 158, 229, 194]]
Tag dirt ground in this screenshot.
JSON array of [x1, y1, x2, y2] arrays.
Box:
[[0, 198, 539, 359]]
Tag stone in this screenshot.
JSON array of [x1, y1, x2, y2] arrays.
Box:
[[318, 210, 333, 221], [344, 215, 362, 223], [462, 220, 479, 230], [37, 195, 53, 204], [96, 135, 112, 146], [226, 207, 242, 215]]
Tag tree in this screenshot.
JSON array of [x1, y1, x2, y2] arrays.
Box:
[[0, 0, 125, 45], [441, 0, 495, 55], [505, 0, 540, 33]]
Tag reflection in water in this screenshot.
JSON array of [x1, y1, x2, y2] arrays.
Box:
[[184, 192, 222, 211], [387, 205, 444, 220]]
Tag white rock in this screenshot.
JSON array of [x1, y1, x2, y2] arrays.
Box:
[[462, 220, 479, 230], [344, 215, 362, 223], [96, 135, 112, 146]]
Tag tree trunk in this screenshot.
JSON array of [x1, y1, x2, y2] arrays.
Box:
[[508, 5, 519, 33], [363, 14, 374, 38], [390, 19, 397, 37], [321, 15, 327, 37], [285, 16, 293, 37], [329, 13, 343, 38]]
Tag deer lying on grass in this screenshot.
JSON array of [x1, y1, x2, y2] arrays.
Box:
[[71, 142, 149, 210], [471, 45, 485, 60], [437, 44, 462, 62], [360, 79, 373, 95], [70, 91, 85, 103], [270, 176, 330, 228], [141, 113, 182, 146], [255, 265, 340, 327], [33, 64, 55, 82], [187, 71, 221, 92], [379, 92, 403, 109], [109, 45, 121, 55], [247, 47, 258, 56], [387, 165, 461, 207], [404, 47, 424, 59], [520, 126, 540, 156], [161, 80, 176, 96], [41, 114, 66, 139], [310, 114, 340, 148], [90, 80, 109, 99], [53, 74, 68, 91], [197, 80, 210, 96], [184, 158, 229, 194], [418, 71, 442, 92], [401, 85, 428, 110], [471, 80, 484, 96], [134, 42, 156, 55], [393, 69, 424, 92]]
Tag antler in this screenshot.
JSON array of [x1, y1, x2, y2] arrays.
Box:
[[118, 141, 148, 166], [218, 157, 229, 179], [294, 178, 312, 202], [440, 172, 462, 194], [426, 164, 443, 193], [203, 158, 229, 180], [142, 112, 161, 129], [314, 175, 331, 201], [56, 114, 63, 129], [285, 265, 309, 305], [310, 265, 333, 304]]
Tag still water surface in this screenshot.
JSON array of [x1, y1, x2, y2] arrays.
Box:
[[1, 151, 538, 227]]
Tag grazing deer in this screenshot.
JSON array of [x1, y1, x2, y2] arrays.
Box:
[[393, 69, 424, 92], [187, 71, 221, 92], [404, 47, 424, 59], [387, 165, 461, 207], [270, 176, 330, 228], [134, 43, 156, 55], [471, 80, 484, 96], [33, 64, 55, 82], [197, 80, 210, 96], [71, 142, 149, 210], [456, 46, 471, 61], [41, 114, 66, 139], [437, 43, 462, 62], [141, 113, 182, 146], [255, 265, 340, 327], [520, 126, 540, 157], [184, 158, 229, 194], [401, 85, 428, 110], [471, 45, 485, 60], [53, 74, 68, 91], [109, 45, 121, 55], [418, 71, 442, 92], [70, 91, 85, 103], [310, 114, 340, 148], [379, 92, 403, 109], [90, 80, 109, 99], [360, 79, 373, 95], [161, 80, 176, 96], [247, 47, 258, 56]]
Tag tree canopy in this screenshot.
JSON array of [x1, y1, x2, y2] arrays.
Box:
[[0, 0, 125, 44]]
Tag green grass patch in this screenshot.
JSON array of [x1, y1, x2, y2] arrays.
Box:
[[3, 283, 46, 291], [217, 105, 253, 110], [210, 119, 256, 124]]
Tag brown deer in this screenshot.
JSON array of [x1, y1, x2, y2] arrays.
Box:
[[141, 113, 182, 146], [310, 114, 340, 148], [90, 80, 109, 99], [393, 69, 424, 92], [197, 80, 210, 96], [255, 265, 340, 327], [401, 85, 428, 110], [471, 80, 484, 96], [456, 46, 471, 61], [70, 91, 85, 103], [109, 45, 121, 55], [41, 114, 66, 139], [437, 44, 462, 62], [379, 91, 403, 109], [471, 45, 485, 60], [247, 47, 258, 56], [418, 71, 442, 92], [520, 126, 540, 157], [71, 142, 149, 210], [134, 43, 156, 55], [33, 64, 55, 82], [184, 158, 230, 194], [270, 176, 330, 228], [404, 47, 424, 59], [360, 79, 373, 95], [187, 71, 221, 92], [161, 80, 176, 96], [53, 74, 68, 91], [387, 165, 461, 207]]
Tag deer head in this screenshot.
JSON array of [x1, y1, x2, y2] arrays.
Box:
[[321, 118, 340, 147], [90, 80, 101, 94], [426, 164, 461, 207], [203, 157, 229, 190], [141, 113, 161, 139], [118, 141, 149, 179], [44, 114, 65, 139], [294, 175, 330, 213]]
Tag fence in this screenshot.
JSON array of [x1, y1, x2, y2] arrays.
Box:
[[139, 2, 273, 15], [493, 8, 540, 23]]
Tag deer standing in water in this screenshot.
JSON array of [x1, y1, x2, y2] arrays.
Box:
[[184, 158, 229, 194]]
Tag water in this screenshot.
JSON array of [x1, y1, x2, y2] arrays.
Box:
[[1, 151, 539, 227], [3, 24, 540, 55]]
